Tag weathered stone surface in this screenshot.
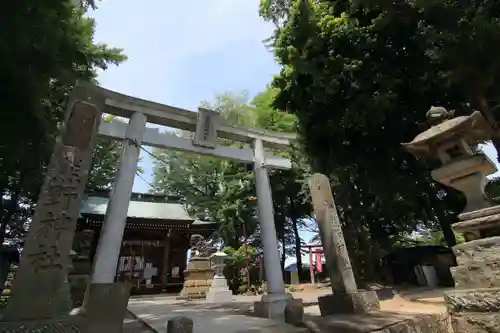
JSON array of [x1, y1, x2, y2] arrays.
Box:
[[284, 298, 304, 326], [452, 237, 500, 266], [308, 174, 358, 295], [373, 313, 448, 333], [78, 282, 131, 333], [445, 288, 500, 314], [165, 316, 193, 333], [68, 274, 89, 307], [254, 294, 295, 322], [178, 257, 212, 299], [2, 87, 104, 322], [318, 290, 380, 316], [313, 311, 448, 333], [0, 318, 83, 333], [234, 324, 309, 333], [452, 259, 500, 289], [451, 312, 500, 333]]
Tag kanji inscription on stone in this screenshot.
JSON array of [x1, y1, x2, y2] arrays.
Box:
[[308, 173, 358, 295], [3, 100, 103, 321], [193, 108, 218, 148]]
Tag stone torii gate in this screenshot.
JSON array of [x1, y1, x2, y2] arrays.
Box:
[[2, 81, 295, 327]]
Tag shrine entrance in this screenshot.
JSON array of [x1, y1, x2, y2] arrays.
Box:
[[3, 81, 296, 321], [117, 240, 161, 290], [72, 191, 215, 295]]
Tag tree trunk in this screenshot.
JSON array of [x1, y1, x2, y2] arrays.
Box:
[[0, 190, 21, 244], [289, 197, 303, 281], [292, 219, 302, 280], [439, 218, 457, 247], [281, 233, 286, 272], [476, 93, 500, 163]]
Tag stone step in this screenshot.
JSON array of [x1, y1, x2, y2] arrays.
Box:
[[235, 324, 310, 333], [309, 311, 448, 333], [450, 312, 500, 332], [451, 259, 500, 289], [452, 237, 500, 266], [445, 288, 500, 314]]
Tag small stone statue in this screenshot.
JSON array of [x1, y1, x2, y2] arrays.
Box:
[[426, 106, 455, 126], [189, 234, 216, 257]]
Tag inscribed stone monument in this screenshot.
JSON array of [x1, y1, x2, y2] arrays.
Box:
[[308, 173, 380, 316], [1, 85, 104, 322]]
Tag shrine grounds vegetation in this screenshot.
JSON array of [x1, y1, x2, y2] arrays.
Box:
[[258, 0, 500, 280], [6, 0, 500, 287], [0, 0, 126, 241]]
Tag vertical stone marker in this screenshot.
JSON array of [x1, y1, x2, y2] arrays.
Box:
[[308, 173, 379, 316], [2, 83, 104, 321]]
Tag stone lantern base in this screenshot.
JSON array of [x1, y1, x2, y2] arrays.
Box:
[[445, 206, 500, 332], [206, 275, 232, 302]]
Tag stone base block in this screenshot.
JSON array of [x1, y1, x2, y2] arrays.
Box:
[[451, 259, 500, 289], [445, 287, 500, 313], [76, 282, 131, 333], [254, 294, 303, 323], [318, 290, 380, 316], [206, 289, 233, 302], [235, 324, 310, 333], [445, 288, 500, 332], [451, 312, 500, 333], [452, 236, 500, 266], [312, 311, 448, 333], [0, 318, 83, 332]]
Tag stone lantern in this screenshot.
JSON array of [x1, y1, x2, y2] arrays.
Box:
[[403, 106, 500, 332], [403, 107, 497, 240], [205, 251, 232, 302]]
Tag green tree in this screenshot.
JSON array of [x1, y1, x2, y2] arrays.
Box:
[[152, 95, 259, 249], [152, 91, 312, 277], [0, 1, 126, 241], [259, 0, 472, 281]]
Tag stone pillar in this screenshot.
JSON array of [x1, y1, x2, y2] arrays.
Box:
[[253, 138, 300, 321], [77, 112, 146, 333], [253, 138, 285, 295], [91, 111, 147, 283], [1, 83, 104, 322], [307, 173, 379, 316]]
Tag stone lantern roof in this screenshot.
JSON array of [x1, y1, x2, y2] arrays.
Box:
[[402, 109, 494, 160]]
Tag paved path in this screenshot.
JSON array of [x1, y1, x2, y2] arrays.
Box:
[[128, 296, 281, 333], [127, 289, 447, 333]]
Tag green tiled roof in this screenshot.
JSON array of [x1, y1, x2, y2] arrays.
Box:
[[80, 196, 193, 221]]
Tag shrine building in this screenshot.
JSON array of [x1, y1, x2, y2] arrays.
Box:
[[70, 191, 217, 296]]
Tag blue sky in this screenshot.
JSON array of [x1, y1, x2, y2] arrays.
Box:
[[90, 0, 500, 260], [91, 0, 279, 192]]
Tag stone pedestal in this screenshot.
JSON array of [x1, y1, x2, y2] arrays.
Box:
[[318, 290, 380, 316], [76, 282, 131, 333], [254, 294, 304, 323], [178, 257, 213, 299], [206, 276, 232, 302], [445, 232, 500, 332]]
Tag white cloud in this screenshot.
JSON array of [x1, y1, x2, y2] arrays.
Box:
[[90, 0, 276, 107]]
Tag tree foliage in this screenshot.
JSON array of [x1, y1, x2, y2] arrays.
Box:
[[152, 91, 312, 280], [0, 1, 126, 240], [258, 0, 492, 281]]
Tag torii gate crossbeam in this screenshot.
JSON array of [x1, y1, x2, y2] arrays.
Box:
[[83, 81, 296, 315]]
